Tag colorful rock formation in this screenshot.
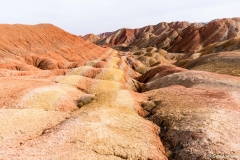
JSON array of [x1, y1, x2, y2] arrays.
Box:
[[0, 49, 167, 159], [82, 33, 101, 43], [1, 18, 240, 159], [92, 18, 240, 54]]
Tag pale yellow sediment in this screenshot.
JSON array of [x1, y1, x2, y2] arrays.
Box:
[[69, 66, 125, 83], [0, 108, 68, 145], [88, 79, 122, 94], [104, 56, 120, 69], [82, 90, 137, 116], [85, 59, 101, 67], [56, 75, 123, 94], [95, 68, 125, 82], [68, 66, 93, 76], [55, 75, 81, 87], [17, 85, 82, 111]]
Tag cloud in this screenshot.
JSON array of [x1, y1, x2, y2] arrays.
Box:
[[0, 0, 240, 35]]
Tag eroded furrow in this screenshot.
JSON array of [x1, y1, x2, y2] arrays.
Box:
[[1, 45, 240, 160]]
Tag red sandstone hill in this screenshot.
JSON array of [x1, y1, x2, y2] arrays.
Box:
[[0, 24, 110, 72], [85, 18, 240, 53], [98, 31, 113, 39], [97, 22, 190, 48], [82, 33, 101, 43]]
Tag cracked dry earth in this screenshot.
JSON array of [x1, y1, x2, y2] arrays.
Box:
[[1, 47, 240, 160]]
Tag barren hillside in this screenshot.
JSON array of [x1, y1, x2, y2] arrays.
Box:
[[1, 19, 240, 159]]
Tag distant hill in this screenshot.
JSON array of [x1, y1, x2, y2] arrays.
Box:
[[84, 18, 240, 53]]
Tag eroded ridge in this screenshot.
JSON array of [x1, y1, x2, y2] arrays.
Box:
[[1, 22, 240, 160], [0, 50, 167, 160]]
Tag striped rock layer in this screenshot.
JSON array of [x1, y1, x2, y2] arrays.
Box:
[[1, 21, 240, 160], [85, 18, 240, 54]]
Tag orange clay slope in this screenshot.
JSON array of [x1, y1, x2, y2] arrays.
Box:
[[0, 24, 111, 74]]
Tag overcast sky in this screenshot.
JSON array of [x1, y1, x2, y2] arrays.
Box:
[[0, 0, 239, 35]]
